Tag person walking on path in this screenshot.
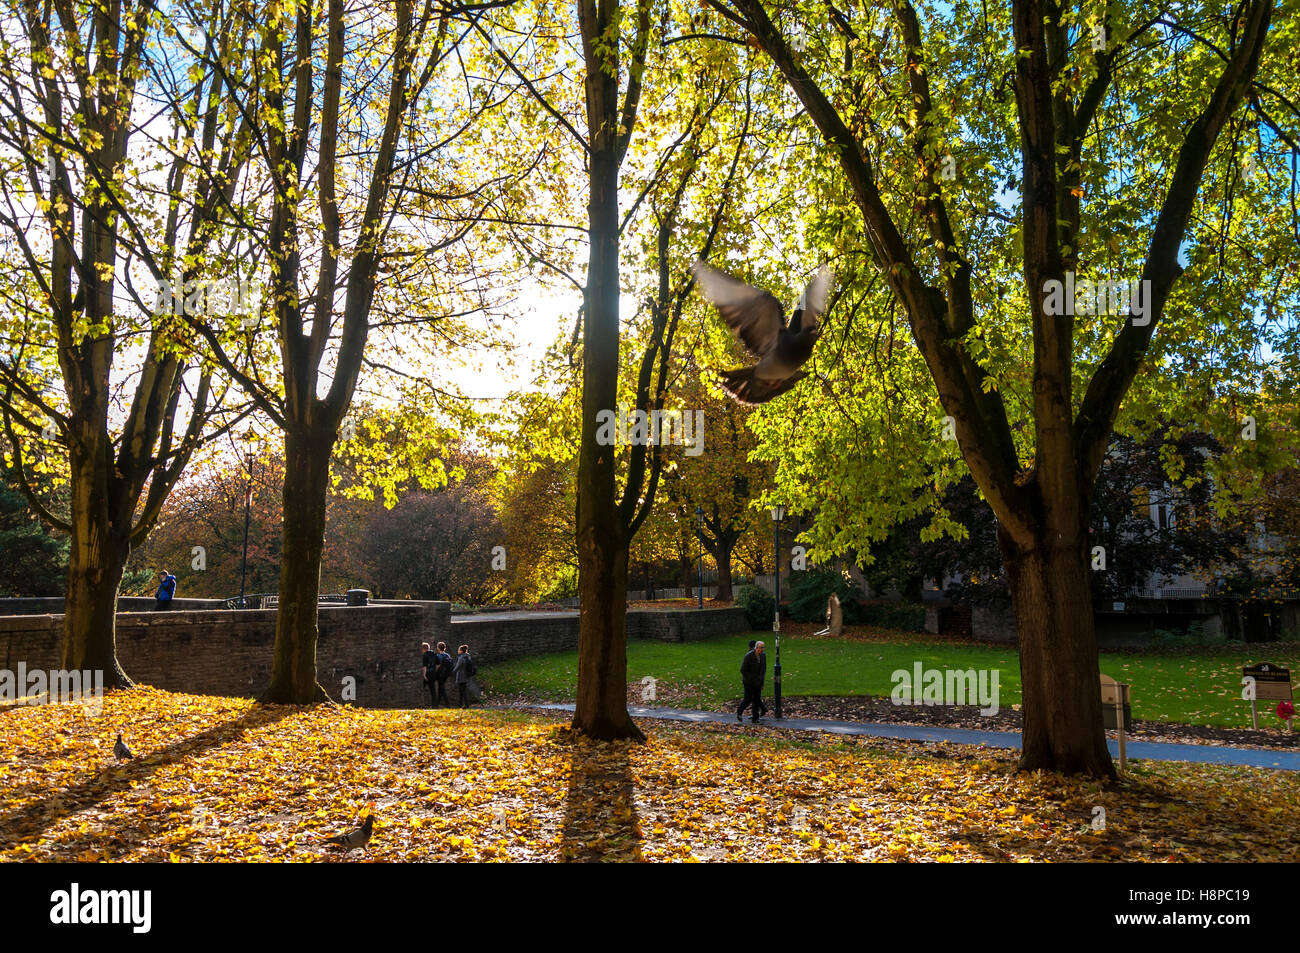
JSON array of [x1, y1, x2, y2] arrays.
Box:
[[738, 640, 767, 723], [454, 643, 477, 708], [154, 570, 177, 611], [420, 642, 440, 708], [433, 642, 453, 706]]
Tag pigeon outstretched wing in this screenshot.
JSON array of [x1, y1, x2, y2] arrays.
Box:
[[692, 261, 785, 359], [795, 266, 832, 329]]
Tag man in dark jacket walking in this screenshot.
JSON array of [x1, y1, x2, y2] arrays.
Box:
[[738, 641, 767, 723]]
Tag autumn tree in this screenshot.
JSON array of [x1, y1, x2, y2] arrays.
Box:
[[131, 453, 284, 599], [479, 6, 761, 735], [175, 0, 504, 702], [710, 0, 1293, 774], [0, 0, 256, 683], [128, 449, 364, 598], [496, 451, 579, 602], [361, 483, 507, 602], [670, 359, 771, 601]]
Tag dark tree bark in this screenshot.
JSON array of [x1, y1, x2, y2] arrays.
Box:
[[700, 495, 746, 603], [998, 524, 1112, 773], [713, 544, 734, 602], [711, 0, 1274, 775], [569, 44, 749, 737], [63, 441, 130, 683], [697, 507, 740, 603], [264, 428, 334, 702], [573, 0, 648, 740]]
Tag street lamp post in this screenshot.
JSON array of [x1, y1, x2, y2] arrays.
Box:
[[238, 442, 255, 609], [695, 505, 705, 610], [771, 504, 786, 719]]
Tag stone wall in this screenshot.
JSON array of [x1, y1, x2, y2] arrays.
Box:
[[971, 604, 1018, 643], [0, 596, 226, 616], [0, 603, 749, 708], [0, 604, 446, 709], [629, 607, 749, 643], [371, 600, 450, 638], [449, 612, 580, 663], [448, 607, 750, 664]]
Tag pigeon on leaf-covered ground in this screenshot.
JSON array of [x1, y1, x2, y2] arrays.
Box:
[[692, 261, 831, 404], [324, 807, 375, 851], [113, 732, 133, 760]]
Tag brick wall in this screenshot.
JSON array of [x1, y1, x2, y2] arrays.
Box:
[[629, 607, 749, 643], [0, 604, 447, 709], [0, 603, 748, 708], [371, 600, 450, 636], [449, 613, 580, 663], [449, 607, 750, 664], [0, 597, 226, 616]]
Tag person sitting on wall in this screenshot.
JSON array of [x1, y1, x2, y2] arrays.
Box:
[[155, 569, 177, 611]]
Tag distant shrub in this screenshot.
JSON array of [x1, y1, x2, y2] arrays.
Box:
[[788, 567, 857, 622], [538, 565, 579, 602], [1150, 620, 1220, 649], [735, 584, 775, 630], [855, 601, 927, 632]]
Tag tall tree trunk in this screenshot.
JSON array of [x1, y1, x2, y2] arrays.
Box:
[[1000, 523, 1114, 777], [574, 520, 640, 737], [264, 429, 333, 704], [714, 545, 733, 602], [572, 95, 643, 741], [63, 440, 131, 686], [570, 0, 649, 741]]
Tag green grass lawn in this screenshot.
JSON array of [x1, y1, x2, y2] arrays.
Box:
[[483, 632, 1300, 730]]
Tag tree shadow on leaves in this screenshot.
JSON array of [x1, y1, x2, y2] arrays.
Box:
[[559, 735, 643, 862], [0, 703, 296, 848]]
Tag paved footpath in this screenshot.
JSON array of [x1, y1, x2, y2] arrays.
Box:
[[531, 703, 1300, 771]]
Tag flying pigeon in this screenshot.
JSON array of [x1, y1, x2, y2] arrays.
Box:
[[324, 809, 375, 851], [692, 261, 832, 404], [113, 732, 133, 760]]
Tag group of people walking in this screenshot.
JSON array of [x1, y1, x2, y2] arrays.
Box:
[[420, 641, 478, 708], [418, 637, 768, 720]]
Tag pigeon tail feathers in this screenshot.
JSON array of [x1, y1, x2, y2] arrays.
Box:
[[718, 367, 807, 405]]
